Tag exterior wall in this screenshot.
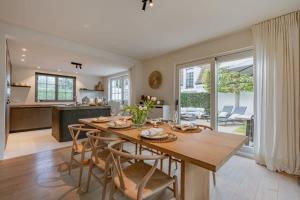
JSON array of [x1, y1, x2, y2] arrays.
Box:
[[11, 65, 104, 104], [218, 92, 254, 115], [141, 29, 254, 115]]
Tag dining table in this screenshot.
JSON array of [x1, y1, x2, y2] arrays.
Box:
[[79, 118, 248, 200]]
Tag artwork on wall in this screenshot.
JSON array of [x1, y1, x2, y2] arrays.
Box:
[[148, 70, 162, 89]]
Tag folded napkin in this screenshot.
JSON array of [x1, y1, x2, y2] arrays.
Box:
[[96, 117, 109, 121], [176, 124, 197, 131], [108, 120, 128, 127], [141, 128, 164, 137]]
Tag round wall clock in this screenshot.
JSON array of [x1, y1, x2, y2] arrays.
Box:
[[148, 71, 162, 89]]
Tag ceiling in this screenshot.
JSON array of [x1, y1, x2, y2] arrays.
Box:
[[7, 39, 129, 76], [1, 0, 300, 60]]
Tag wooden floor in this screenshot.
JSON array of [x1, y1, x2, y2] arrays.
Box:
[[0, 146, 299, 200]]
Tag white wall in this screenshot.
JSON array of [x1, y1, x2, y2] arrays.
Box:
[[11, 65, 105, 104], [141, 29, 253, 114], [0, 31, 6, 157], [218, 92, 254, 115]]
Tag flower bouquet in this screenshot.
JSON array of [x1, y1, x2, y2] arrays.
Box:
[[123, 100, 154, 128]]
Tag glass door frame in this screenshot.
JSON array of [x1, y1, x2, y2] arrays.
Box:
[[175, 50, 255, 155], [175, 58, 217, 130]]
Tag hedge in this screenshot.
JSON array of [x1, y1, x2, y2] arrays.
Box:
[[180, 92, 210, 111]]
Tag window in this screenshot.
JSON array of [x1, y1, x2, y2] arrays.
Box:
[[109, 75, 130, 104], [35, 73, 76, 102], [185, 68, 194, 88]]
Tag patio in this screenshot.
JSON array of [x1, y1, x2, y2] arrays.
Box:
[[181, 116, 254, 147]]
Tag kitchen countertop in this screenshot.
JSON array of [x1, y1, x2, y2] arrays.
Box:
[[10, 104, 62, 108], [53, 105, 111, 110], [10, 104, 110, 109]]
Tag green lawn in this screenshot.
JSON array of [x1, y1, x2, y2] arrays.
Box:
[[234, 124, 246, 135]]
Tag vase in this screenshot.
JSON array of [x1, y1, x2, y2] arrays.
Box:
[[132, 115, 147, 129]]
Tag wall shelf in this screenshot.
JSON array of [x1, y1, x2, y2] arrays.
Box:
[[79, 88, 104, 92], [11, 85, 31, 88]]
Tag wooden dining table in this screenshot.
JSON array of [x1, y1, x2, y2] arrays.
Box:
[[79, 118, 248, 200]]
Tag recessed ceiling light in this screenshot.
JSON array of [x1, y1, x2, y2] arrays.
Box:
[[75, 71, 78, 74], [57, 69, 62, 72], [22, 54, 26, 57], [21, 58, 25, 62], [22, 48, 27, 52], [37, 66, 41, 69]]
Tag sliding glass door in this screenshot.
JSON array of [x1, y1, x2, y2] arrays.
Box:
[[217, 52, 254, 148], [176, 50, 254, 151], [176, 59, 216, 128]]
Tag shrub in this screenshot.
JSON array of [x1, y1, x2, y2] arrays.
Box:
[[180, 92, 210, 111]]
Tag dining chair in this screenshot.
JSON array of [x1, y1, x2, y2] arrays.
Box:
[[108, 140, 179, 200], [68, 124, 96, 187], [85, 130, 120, 199]]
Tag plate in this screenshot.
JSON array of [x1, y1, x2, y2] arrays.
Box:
[[140, 128, 169, 139], [92, 117, 111, 123]]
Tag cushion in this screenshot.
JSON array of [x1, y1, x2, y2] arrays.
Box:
[[219, 112, 228, 118]]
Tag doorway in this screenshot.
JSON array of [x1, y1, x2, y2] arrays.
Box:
[[176, 50, 254, 152]]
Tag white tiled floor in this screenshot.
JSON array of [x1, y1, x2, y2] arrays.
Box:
[[2, 129, 72, 160]]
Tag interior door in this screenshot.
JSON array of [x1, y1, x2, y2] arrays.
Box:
[[175, 58, 216, 128]]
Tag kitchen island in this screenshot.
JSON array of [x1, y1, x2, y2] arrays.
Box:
[[52, 105, 111, 142]]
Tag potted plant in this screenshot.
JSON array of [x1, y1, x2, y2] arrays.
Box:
[[123, 100, 154, 128]]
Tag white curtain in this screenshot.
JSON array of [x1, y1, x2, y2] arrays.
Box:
[[252, 11, 300, 175]]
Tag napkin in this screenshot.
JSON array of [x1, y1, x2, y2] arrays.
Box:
[[108, 120, 128, 127], [141, 128, 164, 137], [96, 117, 109, 121], [176, 124, 197, 131]]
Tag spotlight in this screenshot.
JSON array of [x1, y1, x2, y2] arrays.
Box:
[[149, 0, 153, 7]]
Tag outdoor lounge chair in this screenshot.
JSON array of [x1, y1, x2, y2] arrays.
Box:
[[219, 106, 247, 125], [218, 106, 234, 119]]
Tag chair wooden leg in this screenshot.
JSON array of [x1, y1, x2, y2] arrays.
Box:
[[160, 158, 164, 171], [109, 183, 116, 200], [168, 157, 172, 176], [173, 176, 179, 200], [68, 148, 74, 175], [86, 160, 94, 192], [78, 153, 86, 187], [101, 167, 111, 200], [139, 145, 142, 155], [213, 172, 216, 187]]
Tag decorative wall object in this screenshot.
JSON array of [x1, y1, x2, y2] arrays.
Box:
[[148, 71, 162, 89], [95, 81, 104, 91]]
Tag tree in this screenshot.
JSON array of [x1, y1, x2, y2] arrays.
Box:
[[202, 68, 253, 107]]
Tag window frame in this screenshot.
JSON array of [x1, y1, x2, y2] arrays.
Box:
[[185, 68, 194, 89], [35, 72, 76, 102], [109, 74, 130, 104]]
